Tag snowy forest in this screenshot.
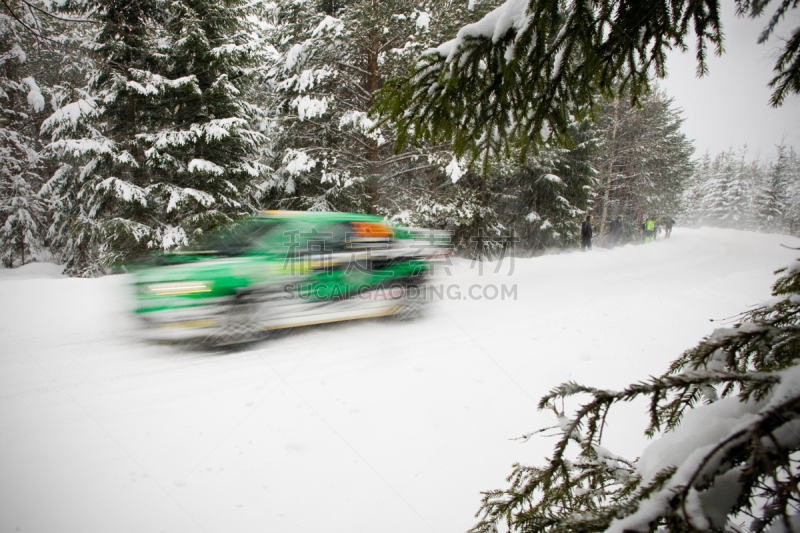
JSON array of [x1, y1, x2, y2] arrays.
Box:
[[1, 0, 709, 274], [682, 145, 800, 234], [3, 0, 800, 275]]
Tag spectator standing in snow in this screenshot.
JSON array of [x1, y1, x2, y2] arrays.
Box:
[[609, 215, 623, 247], [665, 217, 675, 238], [581, 215, 593, 251], [644, 217, 655, 243]]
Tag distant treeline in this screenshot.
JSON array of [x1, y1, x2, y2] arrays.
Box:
[[681, 145, 800, 235]]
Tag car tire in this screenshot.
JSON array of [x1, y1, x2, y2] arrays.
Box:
[[392, 282, 428, 320], [205, 288, 283, 346]]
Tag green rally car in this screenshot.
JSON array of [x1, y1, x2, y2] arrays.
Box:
[[130, 210, 447, 344]]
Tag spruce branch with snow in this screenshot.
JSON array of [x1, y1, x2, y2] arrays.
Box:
[[472, 260, 800, 533], [374, 0, 800, 165]]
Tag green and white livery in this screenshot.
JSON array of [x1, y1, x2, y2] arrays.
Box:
[[130, 210, 447, 344]]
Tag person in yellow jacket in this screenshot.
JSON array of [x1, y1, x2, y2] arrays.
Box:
[[644, 217, 655, 243]]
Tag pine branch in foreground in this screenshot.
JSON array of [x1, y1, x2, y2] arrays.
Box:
[[471, 259, 800, 533], [375, 0, 800, 166]]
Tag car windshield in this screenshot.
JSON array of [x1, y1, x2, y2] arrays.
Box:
[[183, 218, 282, 256]]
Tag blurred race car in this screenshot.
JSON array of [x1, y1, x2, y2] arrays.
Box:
[[130, 210, 448, 344]]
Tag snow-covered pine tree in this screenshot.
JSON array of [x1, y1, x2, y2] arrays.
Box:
[[471, 258, 800, 533], [590, 89, 694, 233], [401, 88, 694, 255], [694, 149, 736, 228], [491, 119, 597, 252], [263, 0, 500, 215], [42, 0, 269, 276], [718, 150, 755, 229], [391, 117, 596, 256], [679, 151, 711, 227], [681, 148, 782, 232], [0, 4, 51, 267], [0, 173, 45, 267], [741, 157, 767, 231], [779, 147, 800, 235], [754, 146, 790, 233], [398, 173, 497, 254], [759, 143, 800, 236]]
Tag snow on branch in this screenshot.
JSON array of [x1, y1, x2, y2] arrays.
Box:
[[188, 159, 224, 176], [432, 0, 530, 61], [137, 118, 254, 150], [311, 15, 343, 37], [160, 184, 215, 212], [20, 77, 44, 112], [96, 177, 147, 206], [41, 99, 98, 137]]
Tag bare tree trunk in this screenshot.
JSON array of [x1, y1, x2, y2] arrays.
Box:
[[364, 30, 381, 214], [475, 144, 494, 261], [600, 98, 619, 236]]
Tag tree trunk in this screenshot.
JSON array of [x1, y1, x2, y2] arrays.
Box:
[[600, 98, 619, 236], [364, 29, 381, 214]]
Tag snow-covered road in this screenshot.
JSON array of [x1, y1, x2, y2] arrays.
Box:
[[1, 227, 798, 533]]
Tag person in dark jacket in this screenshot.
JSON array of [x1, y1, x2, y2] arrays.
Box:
[[665, 217, 676, 238], [581, 215, 593, 251], [609, 215, 623, 247]]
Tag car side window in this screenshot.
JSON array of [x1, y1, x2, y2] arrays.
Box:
[[276, 222, 348, 259]]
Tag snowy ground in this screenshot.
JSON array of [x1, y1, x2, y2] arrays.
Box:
[[1, 227, 798, 533]]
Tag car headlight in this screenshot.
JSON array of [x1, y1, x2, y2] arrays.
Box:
[[146, 281, 214, 296]]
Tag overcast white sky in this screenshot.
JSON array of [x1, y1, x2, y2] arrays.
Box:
[[659, 3, 800, 161]]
